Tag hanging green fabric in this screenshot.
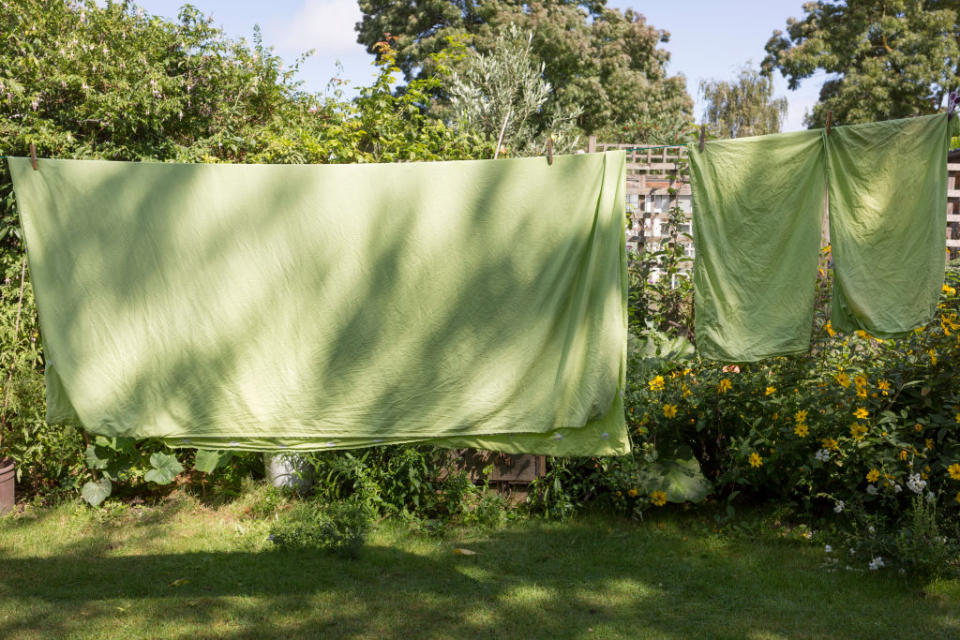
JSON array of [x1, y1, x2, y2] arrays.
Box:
[[7, 152, 629, 456], [826, 113, 953, 337], [688, 130, 825, 361]]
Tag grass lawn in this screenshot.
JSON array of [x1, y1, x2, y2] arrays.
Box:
[[1, 489, 958, 640]]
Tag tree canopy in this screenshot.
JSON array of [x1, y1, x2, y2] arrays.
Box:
[[356, 0, 693, 134], [762, 0, 960, 127], [700, 64, 788, 138]]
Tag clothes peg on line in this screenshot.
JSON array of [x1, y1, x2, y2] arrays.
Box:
[[29, 144, 37, 171]]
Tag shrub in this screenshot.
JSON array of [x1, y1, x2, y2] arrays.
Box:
[[269, 499, 373, 556]]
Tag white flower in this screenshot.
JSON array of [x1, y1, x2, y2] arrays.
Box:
[[833, 500, 845, 514], [868, 525, 875, 534], [894, 484, 902, 493], [868, 556, 885, 571], [906, 473, 926, 494], [848, 547, 855, 556], [824, 545, 833, 553], [866, 484, 878, 495], [815, 449, 832, 462], [926, 491, 936, 503]]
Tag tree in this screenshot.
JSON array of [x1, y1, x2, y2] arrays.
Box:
[[762, 0, 960, 127], [446, 25, 581, 155], [356, 0, 693, 134], [700, 64, 788, 138]]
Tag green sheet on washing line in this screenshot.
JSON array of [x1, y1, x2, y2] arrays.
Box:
[[688, 129, 825, 361], [7, 152, 630, 456], [826, 113, 954, 337]]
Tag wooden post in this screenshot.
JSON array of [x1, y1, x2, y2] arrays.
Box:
[[587, 135, 596, 153]]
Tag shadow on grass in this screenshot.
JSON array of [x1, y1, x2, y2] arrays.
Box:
[[0, 518, 958, 639]]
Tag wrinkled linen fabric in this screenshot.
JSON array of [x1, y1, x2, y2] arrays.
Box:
[[688, 130, 825, 361], [8, 152, 629, 456], [826, 113, 951, 337]]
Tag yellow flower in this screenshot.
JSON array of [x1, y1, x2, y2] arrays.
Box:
[[795, 409, 808, 423], [650, 490, 668, 506], [749, 452, 763, 468], [855, 330, 870, 340], [662, 404, 678, 418], [955, 491, 960, 505], [627, 488, 638, 498], [914, 423, 923, 432], [949, 463, 960, 481], [928, 348, 937, 365], [794, 423, 809, 437], [877, 379, 891, 395], [835, 372, 851, 388], [866, 469, 881, 483], [955, 412, 960, 424], [899, 450, 909, 461], [926, 439, 934, 450], [648, 375, 665, 392], [943, 284, 957, 296], [822, 438, 839, 451], [853, 408, 869, 420], [849, 424, 867, 440], [825, 321, 836, 337], [854, 374, 867, 387], [765, 386, 776, 396], [856, 387, 867, 398], [718, 379, 732, 393]]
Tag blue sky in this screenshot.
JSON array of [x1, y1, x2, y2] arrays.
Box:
[[132, 0, 827, 132]]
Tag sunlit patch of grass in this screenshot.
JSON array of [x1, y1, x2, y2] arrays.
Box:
[[0, 495, 958, 639]]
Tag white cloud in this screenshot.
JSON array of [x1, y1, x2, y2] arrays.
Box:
[[279, 0, 364, 54]]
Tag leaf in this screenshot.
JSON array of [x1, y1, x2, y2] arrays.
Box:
[[144, 452, 184, 485], [658, 457, 711, 503], [453, 548, 477, 556], [81, 477, 112, 506], [85, 444, 110, 470], [194, 450, 229, 474], [168, 578, 190, 587]]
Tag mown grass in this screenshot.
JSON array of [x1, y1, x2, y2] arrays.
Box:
[[0, 488, 958, 640]]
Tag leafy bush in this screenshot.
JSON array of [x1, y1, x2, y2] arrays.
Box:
[[269, 499, 373, 556], [302, 446, 511, 534]]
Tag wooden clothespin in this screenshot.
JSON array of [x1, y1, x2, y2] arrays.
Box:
[[826, 111, 833, 136], [29, 144, 37, 171], [698, 124, 706, 152], [546, 137, 553, 165]]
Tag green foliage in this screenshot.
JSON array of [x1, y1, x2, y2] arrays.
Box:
[[78, 436, 234, 506], [357, 0, 693, 134], [445, 25, 581, 156], [302, 446, 509, 534], [700, 63, 788, 139], [628, 193, 694, 339], [80, 477, 111, 507], [762, 0, 960, 127], [268, 499, 373, 556]]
